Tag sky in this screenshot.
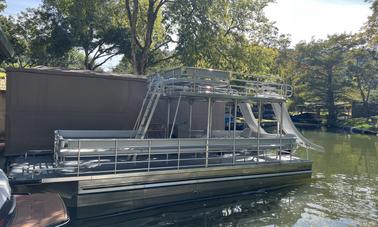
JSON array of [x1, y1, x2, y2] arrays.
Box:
[[264, 0, 372, 44], [4, 0, 41, 15], [3, 0, 372, 71]]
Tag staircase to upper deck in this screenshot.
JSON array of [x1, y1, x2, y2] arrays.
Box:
[[133, 76, 163, 139]]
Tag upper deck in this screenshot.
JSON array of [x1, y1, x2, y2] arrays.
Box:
[[150, 67, 292, 102]]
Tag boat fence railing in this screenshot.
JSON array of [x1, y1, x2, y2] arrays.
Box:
[[154, 76, 292, 99], [149, 67, 292, 99], [42, 137, 298, 177]]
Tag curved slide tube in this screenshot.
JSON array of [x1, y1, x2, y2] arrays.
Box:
[[271, 103, 325, 152], [238, 103, 267, 134]]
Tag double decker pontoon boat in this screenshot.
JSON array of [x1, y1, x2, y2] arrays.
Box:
[[7, 67, 322, 218]]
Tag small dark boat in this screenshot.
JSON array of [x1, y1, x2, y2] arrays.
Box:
[[0, 169, 69, 227]]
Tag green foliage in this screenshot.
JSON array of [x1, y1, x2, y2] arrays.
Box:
[[342, 116, 378, 131], [43, 0, 130, 70], [0, 6, 78, 68], [364, 0, 378, 46], [0, 0, 5, 12], [122, 0, 172, 75], [166, 0, 286, 75], [345, 41, 378, 116], [294, 34, 355, 126], [114, 49, 181, 74]]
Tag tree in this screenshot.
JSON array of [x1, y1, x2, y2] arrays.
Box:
[[114, 49, 180, 74], [166, 0, 287, 75], [0, 6, 82, 68], [295, 34, 354, 126], [346, 47, 378, 116], [44, 0, 130, 70], [124, 0, 172, 75], [0, 0, 5, 12], [365, 0, 378, 45]]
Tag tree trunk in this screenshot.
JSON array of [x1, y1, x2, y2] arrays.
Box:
[[356, 76, 370, 117], [126, 0, 140, 74], [125, 0, 166, 75], [84, 49, 92, 70], [326, 68, 337, 127]]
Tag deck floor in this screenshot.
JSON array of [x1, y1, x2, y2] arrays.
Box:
[[8, 152, 299, 182]]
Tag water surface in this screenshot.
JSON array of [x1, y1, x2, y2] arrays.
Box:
[[70, 130, 378, 226]]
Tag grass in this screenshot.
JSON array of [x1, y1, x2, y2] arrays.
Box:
[[341, 116, 378, 132]]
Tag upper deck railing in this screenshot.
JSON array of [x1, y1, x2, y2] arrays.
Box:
[[149, 67, 292, 99]]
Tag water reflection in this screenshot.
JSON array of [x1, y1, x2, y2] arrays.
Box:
[[69, 188, 305, 227], [68, 130, 378, 226]]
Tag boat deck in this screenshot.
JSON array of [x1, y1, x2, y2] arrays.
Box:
[[8, 151, 300, 182]]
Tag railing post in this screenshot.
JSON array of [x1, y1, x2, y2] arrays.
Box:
[[77, 140, 81, 176], [228, 104, 232, 137], [177, 139, 181, 170], [189, 100, 193, 138], [290, 148, 292, 160], [257, 101, 262, 163], [206, 97, 212, 168], [114, 139, 118, 174], [170, 95, 182, 139], [148, 140, 151, 171], [167, 99, 171, 138], [279, 102, 283, 161], [233, 99, 237, 165]]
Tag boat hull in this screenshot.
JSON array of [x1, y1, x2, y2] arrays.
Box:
[[12, 160, 312, 219]]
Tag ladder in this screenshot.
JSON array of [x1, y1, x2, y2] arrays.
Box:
[[134, 76, 163, 139]]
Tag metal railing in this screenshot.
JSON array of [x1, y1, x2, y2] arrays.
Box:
[[150, 74, 292, 99], [47, 137, 298, 177]]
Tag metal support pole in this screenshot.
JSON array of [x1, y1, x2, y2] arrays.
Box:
[[277, 111, 280, 135], [170, 95, 182, 139], [206, 97, 212, 168], [114, 139, 118, 174], [167, 99, 171, 138], [189, 100, 193, 138], [209, 101, 213, 138], [148, 140, 151, 171], [228, 103, 232, 137], [178, 139, 181, 169], [233, 99, 237, 165], [290, 148, 293, 160], [279, 102, 283, 161], [257, 101, 262, 163], [77, 140, 81, 176]]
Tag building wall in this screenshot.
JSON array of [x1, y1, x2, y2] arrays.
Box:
[[5, 68, 225, 156]]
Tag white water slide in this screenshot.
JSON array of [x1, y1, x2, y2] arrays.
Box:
[[238, 103, 267, 135], [271, 103, 324, 151], [239, 102, 324, 152]]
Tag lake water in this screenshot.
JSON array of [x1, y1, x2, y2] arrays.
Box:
[[70, 130, 378, 227]]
